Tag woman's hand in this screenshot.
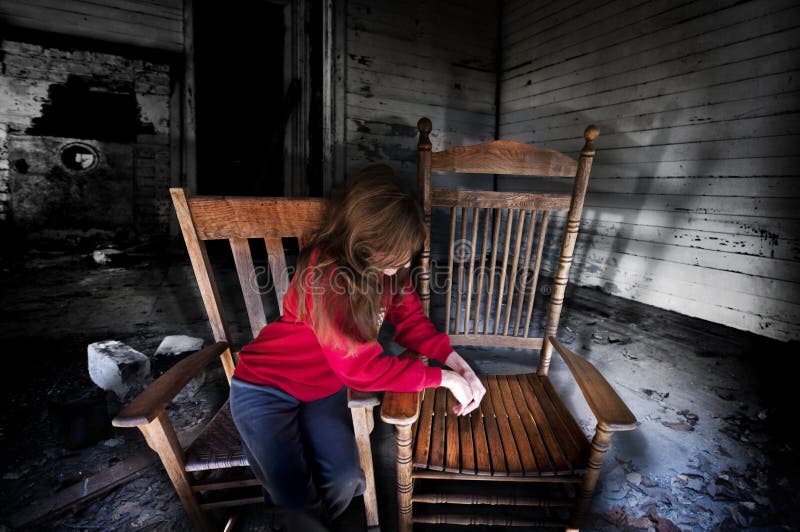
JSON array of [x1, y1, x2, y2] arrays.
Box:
[[439, 371, 474, 415], [444, 351, 486, 416]]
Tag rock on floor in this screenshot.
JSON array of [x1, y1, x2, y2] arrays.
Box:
[[87, 340, 150, 401]]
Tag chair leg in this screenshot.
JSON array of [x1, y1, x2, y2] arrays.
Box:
[[395, 423, 414, 532], [351, 406, 380, 529], [571, 426, 613, 529], [139, 412, 216, 532]]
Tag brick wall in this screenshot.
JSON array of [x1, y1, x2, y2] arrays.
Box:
[[0, 39, 173, 235]]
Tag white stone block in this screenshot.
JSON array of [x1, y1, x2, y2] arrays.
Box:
[[88, 340, 150, 401], [154, 335, 204, 356], [91, 248, 122, 265]]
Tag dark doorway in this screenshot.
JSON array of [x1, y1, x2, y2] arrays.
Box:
[[194, 0, 287, 197]]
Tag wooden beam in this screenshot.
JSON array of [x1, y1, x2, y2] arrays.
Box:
[[169, 64, 183, 235], [7, 450, 156, 528], [182, 0, 197, 192]]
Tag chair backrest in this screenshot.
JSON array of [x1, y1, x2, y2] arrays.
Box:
[[170, 188, 325, 381], [416, 118, 598, 375]]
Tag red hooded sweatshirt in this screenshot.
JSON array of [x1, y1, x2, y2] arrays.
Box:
[[233, 256, 452, 401]]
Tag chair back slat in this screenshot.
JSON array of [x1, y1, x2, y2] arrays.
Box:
[[417, 119, 599, 372], [431, 140, 578, 177], [448, 334, 544, 350], [230, 238, 268, 338], [264, 237, 290, 315], [431, 189, 570, 211], [187, 196, 326, 240]]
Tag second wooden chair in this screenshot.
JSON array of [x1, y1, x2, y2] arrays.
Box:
[[113, 190, 380, 530], [381, 118, 637, 530]]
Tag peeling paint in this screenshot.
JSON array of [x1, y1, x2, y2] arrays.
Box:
[[353, 120, 370, 133], [349, 54, 372, 66], [757, 229, 780, 247]]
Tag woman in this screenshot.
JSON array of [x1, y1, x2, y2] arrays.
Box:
[[230, 165, 485, 530]]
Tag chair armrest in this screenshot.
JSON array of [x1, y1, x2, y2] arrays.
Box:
[[348, 389, 381, 408], [381, 391, 421, 425], [548, 336, 637, 432], [380, 350, 423, 425], [112, 341, 230, 428]]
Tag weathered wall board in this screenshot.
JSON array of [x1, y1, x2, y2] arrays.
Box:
[[0, 0, 183, 52], [343, 0, 498, 182], [499, 0, 800, 341]]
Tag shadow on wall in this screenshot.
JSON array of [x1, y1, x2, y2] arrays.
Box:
[[568, 107, 732, 348], [480, 105, 737, 350], [494, 110, 647, 351]]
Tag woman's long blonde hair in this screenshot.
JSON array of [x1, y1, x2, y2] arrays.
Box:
[[294, 165, 426, 353]]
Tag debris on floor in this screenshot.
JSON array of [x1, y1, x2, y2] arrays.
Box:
[[1, 247, 798, 530], [88, 340, 151, 401]]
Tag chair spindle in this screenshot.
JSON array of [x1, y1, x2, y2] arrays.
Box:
[[445, 207, 457, 334], [523, 211, 550, 337], [504, 210, 528, 335], [455, 207, 469, 334], [484, 209, 502, 334], [514, 211, 538, 336], [473, 207, 492, 334], [463, 207, 480, 335], [493, 210, 515, 335]]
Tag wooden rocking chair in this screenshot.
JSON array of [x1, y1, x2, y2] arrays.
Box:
[[112, 190, 380, 531], [381, 118, 637, 530]]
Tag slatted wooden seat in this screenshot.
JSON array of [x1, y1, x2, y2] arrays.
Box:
[[112, 191, 380, 531], [381, 118, 637, 531], [413, 375, 590, 478]]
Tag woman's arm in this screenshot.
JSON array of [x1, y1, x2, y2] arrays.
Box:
[[384, 278, 453, 364], [320, 338, 443, 393], [385, 279, 485, 414]]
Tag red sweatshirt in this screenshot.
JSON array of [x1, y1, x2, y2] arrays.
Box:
[[233, 260, 453, 402]]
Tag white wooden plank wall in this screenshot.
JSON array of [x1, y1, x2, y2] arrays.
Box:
[[344, 0, 497, 179], [0, 0, 182, 52], [499, 0, 800, 342]]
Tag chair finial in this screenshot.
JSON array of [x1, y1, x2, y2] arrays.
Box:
[[582, 125, 599, 156], [418, 117, 432, 134], [417, 117, 432, 150]]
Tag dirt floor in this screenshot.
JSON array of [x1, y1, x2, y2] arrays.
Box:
[[0, 240, 798, 531]]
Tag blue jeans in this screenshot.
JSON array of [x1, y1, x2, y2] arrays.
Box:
[[229, 377, 366, 529]]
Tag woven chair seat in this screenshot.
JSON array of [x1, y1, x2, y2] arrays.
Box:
[[413, 374, 590, 477], [185, 400, 249, 472]]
